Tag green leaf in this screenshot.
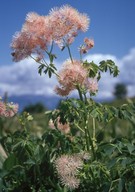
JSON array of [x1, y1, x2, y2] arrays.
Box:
[[49, 54, 54, 63], [38, 64, 45, 75], [3, 153, 18, 170], [99, 60, 119, 77], [118, 178, 124, 192], [126, 143, 135, 154], [83, 61, 99, 78]]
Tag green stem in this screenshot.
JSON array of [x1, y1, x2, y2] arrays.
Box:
[[87, 125, 96, 160], [108, 178, 120, 192], [84, 121, 90, 151], [31, 55, 59, 77], [63, 38, 73, 63], [92, 118, 97, 149], [77, 85, 83, 101], [30, 55, 48, 67], [75, 123, 85, 133], [67, 44, 73, 63], [84, 92, 88, 104], [84, 113, 96, 159], [79, 46, 83, 62], [49, 41, 54, 54]]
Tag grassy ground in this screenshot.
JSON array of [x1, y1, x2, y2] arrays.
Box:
[[0, 97, 135, 139]]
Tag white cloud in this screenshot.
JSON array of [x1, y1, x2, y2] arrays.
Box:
[[0, 48, 135, 100], [118, 48, 135, 98], [0, 58, 58, 97], [84, 49, 135, 100]]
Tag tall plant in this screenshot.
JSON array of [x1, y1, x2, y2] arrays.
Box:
[[0, 5, 135, 191]]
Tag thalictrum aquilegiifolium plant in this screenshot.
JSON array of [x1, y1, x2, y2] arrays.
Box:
[[0, 4, 135, 192]]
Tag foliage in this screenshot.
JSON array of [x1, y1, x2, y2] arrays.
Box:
[[22, 102, 47, 114], [114, 83, 128, 99]]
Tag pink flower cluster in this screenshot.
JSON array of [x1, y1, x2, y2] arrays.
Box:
[[55, 59, 87, 96], [11, 5, 89, 62], [79, 37, 94, 54], [49, 117, 70, 134], [0, 100, 19, 118], [55, 154, 83, 189], [55, 59, 98, 96], [85, 78, 98, 94]]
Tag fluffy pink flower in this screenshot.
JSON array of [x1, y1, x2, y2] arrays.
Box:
[[4, 103, 19, 117], [11, 5, 90, 61], [79, 45, 88, 54], [11, 13, 50, 62], [49, 117, 70, 134], [55, 154, 83, 189], [0, 100, 19, 118], [49, 5, 89, 47], [55, 59, 87, 96], [79, 38, 94, 54], [54, 86, 72, 96], [85, 78, 98, 94], [23, 12, 51, 43], [0, 101, 6, 116], [84, 38, 94, 49]]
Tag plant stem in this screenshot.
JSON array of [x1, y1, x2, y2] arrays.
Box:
[[92, 118, 97, 149], [84, 121, 90, 151], [67, 44, 73, 63], [87, 122, 96, 160], [30, 55, 48, 67], [108, 178, 120, 192], [75, 123, 85, 133], [77, 85, 83, 101], [49, 41, 54, 54]]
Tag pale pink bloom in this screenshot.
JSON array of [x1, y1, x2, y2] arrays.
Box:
[[61, 176, 80, 190], [11, 13, 50, 62], [0, 101, 6, 116], [55, 154, 83, 189], [0, 101, 19, 118], [4, 103, 19, 117], [54, 86, 72, 96], [11, 31, 34, 62], [85, 78, 98, 94], [11, 5, 90, 62], [49, 5, 89, 47], [84, 38, 94, 49], [67, 36, 75, 45], [79, 38, 94, 55], [49, 117, 70, 134], [55, 59, 87, 96], [23, 12, 51, 43], [77, 13, 90, 32], [78, 151, 91, 160], [79, 45, 88, 54]]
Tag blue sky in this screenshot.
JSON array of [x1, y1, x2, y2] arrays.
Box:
[[0, 0, 135, 100]]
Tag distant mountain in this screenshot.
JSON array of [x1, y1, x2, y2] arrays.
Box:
[[7, 94, 117, 113], [8, 95, 61, 112]]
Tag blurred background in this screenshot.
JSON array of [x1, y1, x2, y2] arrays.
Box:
[[0, 0, 135, 111]]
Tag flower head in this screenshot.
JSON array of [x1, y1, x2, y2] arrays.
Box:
[[55, 59, 87, 96], [11, 5, 90, 61], [85, 78, 98, 94], [79, 38, 94, 54], [4, 103, 19, 117], [49, 117, 70, 134], [0, 101, 6, 116], [55, 154, 83, 189], [49, 5, 89, 47], [0, 100, 19, 118], [11, 13, 50, 62]]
